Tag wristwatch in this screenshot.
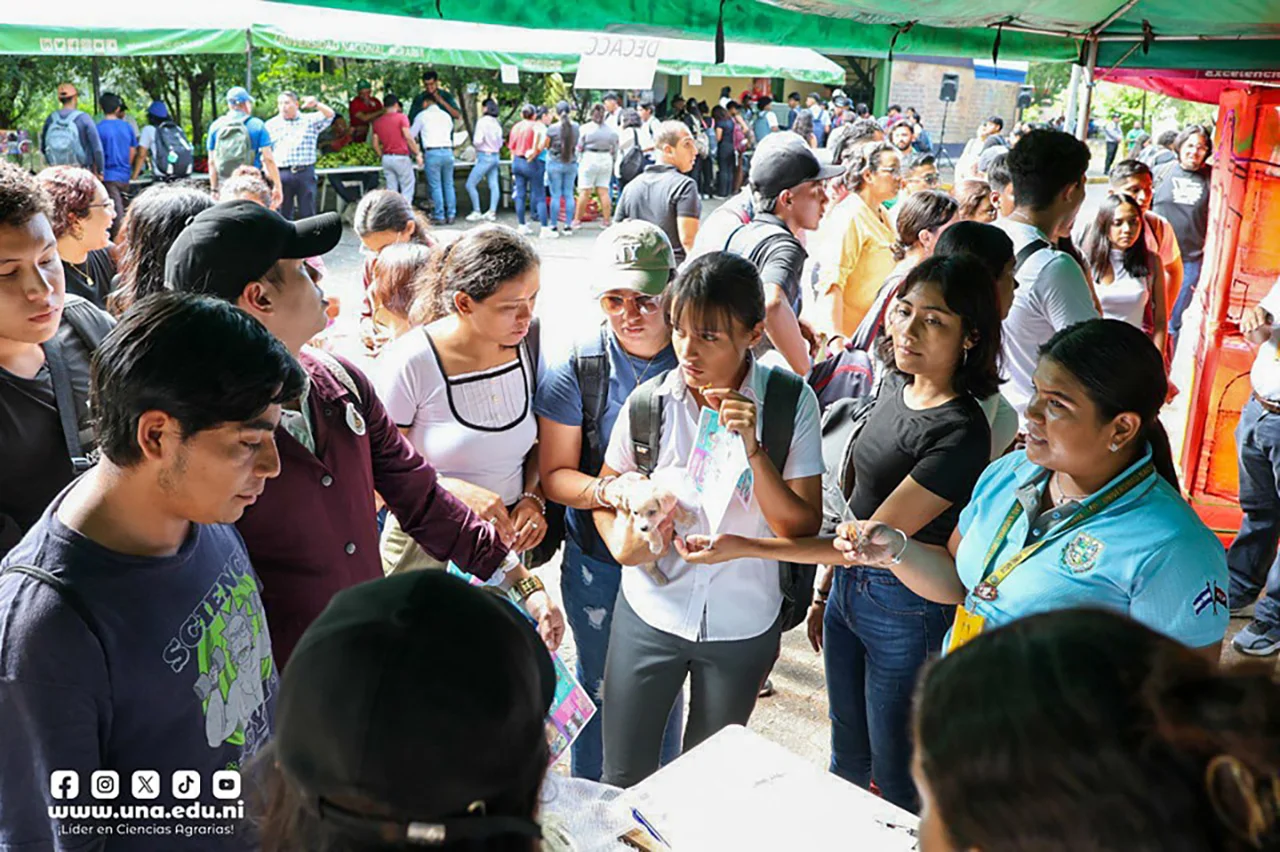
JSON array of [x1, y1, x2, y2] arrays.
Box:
[[512, 575, 546, 602]]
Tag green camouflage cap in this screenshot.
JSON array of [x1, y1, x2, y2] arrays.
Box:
[[590, 220, 675, 297], [356, 80, 373, 92]]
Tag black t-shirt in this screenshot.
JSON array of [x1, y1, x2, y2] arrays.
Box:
[[615, 164, 702, 265], [1152, 162, 1211, 262], [61, 247, 116, 310], [849, 375, 992, 545], [729, 213, 806, 315], [0, 296, 114, 556]]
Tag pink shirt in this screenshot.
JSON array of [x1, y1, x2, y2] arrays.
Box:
[[508, 120, 538, 157], [473, 115, 504, 155], [372, 111, 411, 156]]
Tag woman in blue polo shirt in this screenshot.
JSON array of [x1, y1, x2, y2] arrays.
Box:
[[834, 318, 1228, 657], [533, 221, 684, 781]]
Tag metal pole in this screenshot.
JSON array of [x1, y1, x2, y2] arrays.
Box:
[[245, 30, 253, 90], [1064, 63, 1082, 136], [1077, 37, 1098, 142]]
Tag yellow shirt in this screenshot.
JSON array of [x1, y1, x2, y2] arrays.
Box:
[[811, 192, 897, 338]]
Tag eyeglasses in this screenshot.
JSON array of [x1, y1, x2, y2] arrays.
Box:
[[918, 172, 941, 186], [88, 200, 116, 213], [600, 293, 663, 316]]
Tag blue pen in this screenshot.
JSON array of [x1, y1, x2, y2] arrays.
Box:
[[630, 807, 670, 847]]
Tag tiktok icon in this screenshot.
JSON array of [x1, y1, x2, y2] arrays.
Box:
[[172, 770, 200, 800]]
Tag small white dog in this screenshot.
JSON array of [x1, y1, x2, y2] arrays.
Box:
[[623, 469, 698, 586]]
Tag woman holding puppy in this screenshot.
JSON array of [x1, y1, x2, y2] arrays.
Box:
[[679, 254, 1001, 811], [592, 252, 825, 788], [534, 221, 685, 781]]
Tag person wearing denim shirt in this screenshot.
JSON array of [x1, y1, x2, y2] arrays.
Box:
[[465, 98, 503, 222], [534, 222, 683, 780]]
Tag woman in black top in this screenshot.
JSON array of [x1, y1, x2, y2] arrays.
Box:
[[712, 105, 736, 199], [679, 254, 1002, 812], [1153, 125, 1212, 340], [37, 166, 117, 311]]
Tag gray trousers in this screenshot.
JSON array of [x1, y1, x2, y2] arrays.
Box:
[[382, 154, 416, 201], [601, 590, 782, 788]]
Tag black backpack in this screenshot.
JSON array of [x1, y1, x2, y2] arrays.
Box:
[[817, 395, 878, 537], [618, 129, 646, 187], [152, 120, 194, 179], [573, 325, 613, 477], [628, 366, 815, 631], [522, 320, 566, 569]]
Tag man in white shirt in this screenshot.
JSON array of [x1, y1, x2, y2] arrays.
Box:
[[603, 92, 622, 131], [409, 102, 458, 224], [638, 102, 662, 151], [994, 129, 1097, 423], [1227, 278, 1280, 655], [955, 115, 1004, 182]]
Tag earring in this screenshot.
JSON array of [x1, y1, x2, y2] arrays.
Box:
[[1109, 443, 1120, 453]]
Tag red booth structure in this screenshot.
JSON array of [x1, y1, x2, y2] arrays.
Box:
[[1177, 86, 1280, 540]]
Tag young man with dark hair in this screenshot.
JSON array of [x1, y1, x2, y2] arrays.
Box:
[[786, 92, 802, 129], [96, 92, 136, 238], [166, 201, 563, 664], [985, 151, 1015, 218], [408, 69, 460, 124], [615, 122, 702, 265], [886, 151, 940, 226], [0, 291, 304, 849], [0, 162, 114, 558], [731, 133, 844, 374], [956, 115, 1006, 182], [994, 129, 1098, 423]]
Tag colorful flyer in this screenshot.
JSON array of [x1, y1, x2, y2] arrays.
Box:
[[445, 564, 597, 765], [686, 406, 753, 533]]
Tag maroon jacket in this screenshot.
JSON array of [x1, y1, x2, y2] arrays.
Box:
[[237, 350, 508, 666]]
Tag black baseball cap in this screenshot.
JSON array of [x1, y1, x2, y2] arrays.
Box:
[[275, 571, 555, 847], [165, 200, 341, 302], [749, 133, 846, 196]]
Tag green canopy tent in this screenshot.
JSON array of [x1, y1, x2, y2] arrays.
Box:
[[264, 0, 1280, 137], [0, 0, 843, 83]]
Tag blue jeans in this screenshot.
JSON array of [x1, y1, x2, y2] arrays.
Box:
[[465, 151, 500, 216], [512, 157, 547, 226], [1169, 257, 1203, 343], [423, 148, 456, 222], [1228, 397, 1280, 624], [823, 565, 952, 813], [561, 541, 682, 781], [546, 160, 578, 227]]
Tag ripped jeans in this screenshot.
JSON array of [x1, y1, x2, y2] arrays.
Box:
[[561, 540, 683, 781]]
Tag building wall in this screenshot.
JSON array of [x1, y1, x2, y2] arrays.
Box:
[[886, 57, 1021, 151]]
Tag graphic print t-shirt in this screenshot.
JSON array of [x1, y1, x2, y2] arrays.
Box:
[[0, 491, 276, 850]]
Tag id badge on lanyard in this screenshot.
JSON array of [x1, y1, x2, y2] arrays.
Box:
[[947, 604, 986, 653]]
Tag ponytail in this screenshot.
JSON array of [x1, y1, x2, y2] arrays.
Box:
[[1145, 420, 1180, 491]]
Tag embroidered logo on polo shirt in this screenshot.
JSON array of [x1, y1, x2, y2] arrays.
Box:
[[1061, 532, 1104, 574], [1192, 581, 1228, 616]]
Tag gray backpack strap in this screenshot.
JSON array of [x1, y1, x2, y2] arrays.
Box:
[[523, 317, 542, 394], [629, 372, 668, 477], [761, 367, 802, 474], [305, 347, 361, 403], [574, 325, 612, 474]]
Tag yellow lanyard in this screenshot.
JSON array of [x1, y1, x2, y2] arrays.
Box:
[[970, 462, 1154, 602]]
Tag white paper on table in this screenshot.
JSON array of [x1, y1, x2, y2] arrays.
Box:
[[620, 726, 920, 851], [685, 407, 752, 534]]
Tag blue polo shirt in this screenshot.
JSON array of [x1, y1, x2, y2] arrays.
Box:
[[533, 324, 678, 563], [952, 447, 1228, 650]]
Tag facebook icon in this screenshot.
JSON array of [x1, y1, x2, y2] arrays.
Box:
[[50, 771, 79, 800]]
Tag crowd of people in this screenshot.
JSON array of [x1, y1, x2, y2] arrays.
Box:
[[0, 70, 1276, 852]]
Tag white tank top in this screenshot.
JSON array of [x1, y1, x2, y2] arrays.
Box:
[[1096, 249, 1150, 329], [376, 328, 537, 506]]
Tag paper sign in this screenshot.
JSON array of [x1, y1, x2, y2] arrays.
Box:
[[500, 63, 520, 85], [688, 69, 703, 86], [445, 564, 597, 765], [575, 34, 661, 90], [687, 407, 752, 533]]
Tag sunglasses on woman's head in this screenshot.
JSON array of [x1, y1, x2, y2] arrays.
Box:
[[600, 293, 663, 316]]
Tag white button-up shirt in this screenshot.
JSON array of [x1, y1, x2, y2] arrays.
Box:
[[604, 361, 824, 642], [1251, 278, 1280, 401], [410, 104, 455, 149]]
